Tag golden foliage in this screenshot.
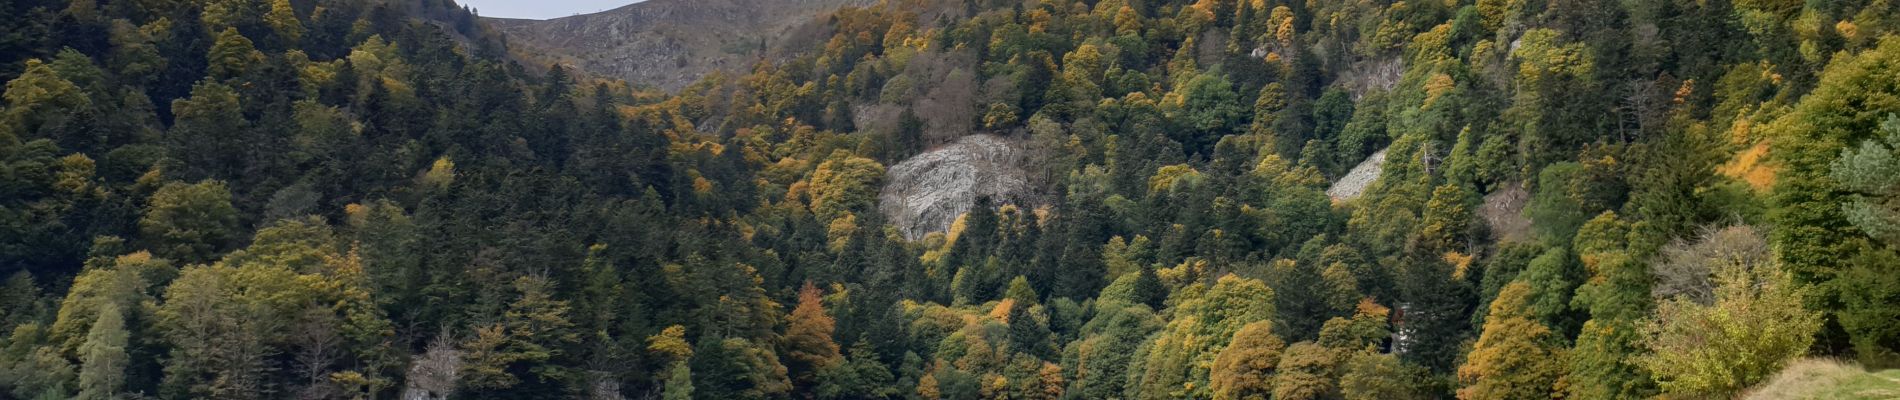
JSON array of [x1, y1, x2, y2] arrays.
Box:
[[647, 325, 693, 362], [1721, 142, 1778, 191], [784, 283, 842, 383], [1443, 251, 1475, 280], [1422, 73, 1456, 108], [988, 298, 1017, 322], [1456, 282, 1568, 400], [1210, 321, 1285, 400]]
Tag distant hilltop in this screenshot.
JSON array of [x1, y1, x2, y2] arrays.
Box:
[[487, 0, 874, 91]]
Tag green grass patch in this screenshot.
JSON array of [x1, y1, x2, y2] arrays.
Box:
[[1743, 358, 1900, 400]]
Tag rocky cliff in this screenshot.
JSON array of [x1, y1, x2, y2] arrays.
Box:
[[487, 0, 872, 91], [879, 135, 1031, 240]]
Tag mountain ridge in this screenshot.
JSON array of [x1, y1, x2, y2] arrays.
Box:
[[486, 0, 875, 91]]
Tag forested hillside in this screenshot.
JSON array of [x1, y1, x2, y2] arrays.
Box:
[[0, 0, 1898, 399]]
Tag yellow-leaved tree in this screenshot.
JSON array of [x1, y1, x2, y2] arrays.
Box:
[[1456, 281, 1568, 400], [1209, 321, 1284, 400]]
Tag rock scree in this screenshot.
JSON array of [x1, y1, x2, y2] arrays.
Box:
[[1480, 182, 1532, 243], [1327, 148, 1388, 200], [879, 135, 1031, 240]]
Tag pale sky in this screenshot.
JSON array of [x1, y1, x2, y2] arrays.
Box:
[[455, 0, 644, 20]]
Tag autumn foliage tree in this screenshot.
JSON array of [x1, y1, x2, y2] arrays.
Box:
[[1209, 321, 1284, 400], [784, 282, 842, 390], [1456, 281, 1568, 400], [1135, 274, 1275, 399], [1271, 342, 1339, 400]]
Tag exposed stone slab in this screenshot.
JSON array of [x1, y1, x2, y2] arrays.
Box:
[[879, 135, 1030, 240]]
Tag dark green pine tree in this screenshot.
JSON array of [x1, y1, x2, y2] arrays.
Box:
[[945, 196, 1001, 274], [1398, 254, 1477, 373]]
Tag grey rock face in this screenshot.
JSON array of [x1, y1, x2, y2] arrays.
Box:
[[879, 135, 1030, 240], [1327, 148, 1388, 200]]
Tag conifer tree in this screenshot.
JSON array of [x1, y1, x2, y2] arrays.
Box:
[[1063, 300, 1161, 399], [815, 340, 897, 399], [461, 275, 579, 397], [1005, 276, 1038, 306]]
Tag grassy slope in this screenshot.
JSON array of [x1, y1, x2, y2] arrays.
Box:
[[1743, 358, 1900, 399]]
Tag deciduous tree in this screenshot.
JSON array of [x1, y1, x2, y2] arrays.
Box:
[[1209, 321, 1283, 400], [1638, 244, 1821, 397], [1456, 282, 1567, 400], [139, 180, 237, 264], [785, 282, 842, 389]]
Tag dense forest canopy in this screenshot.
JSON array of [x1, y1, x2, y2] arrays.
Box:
[[0, 0, 1897, 399]]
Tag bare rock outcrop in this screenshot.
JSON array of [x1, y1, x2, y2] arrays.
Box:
[[1480, 182, 1532, 244], [879, 135, 1030, 240], [1327, 148, 1388, 200]]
